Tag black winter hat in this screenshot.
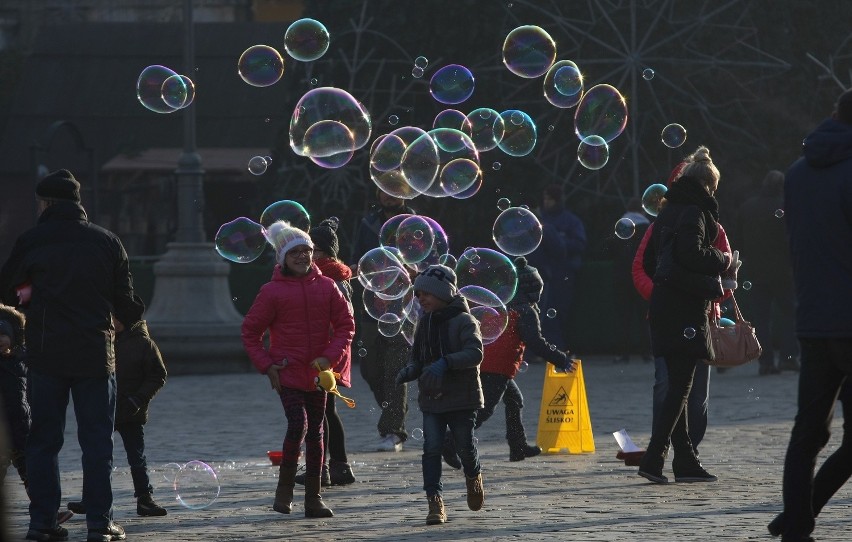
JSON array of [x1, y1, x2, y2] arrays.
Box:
[[36, 169, 81, 202], [309, 217, 340, 259], [514, 256, 544, 302]]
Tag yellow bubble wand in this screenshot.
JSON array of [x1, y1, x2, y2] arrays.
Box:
[[315, 369, 356, 408]]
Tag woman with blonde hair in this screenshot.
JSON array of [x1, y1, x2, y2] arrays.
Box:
[[638, 146, 735, 484]]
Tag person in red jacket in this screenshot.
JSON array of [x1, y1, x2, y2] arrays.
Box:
[[441, 257, 577, 467], [632, 155, 739, 457], [292, 218, 357, 487], [242, 220, 355, 519]]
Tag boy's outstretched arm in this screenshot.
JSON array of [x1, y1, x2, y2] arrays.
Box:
[[516, 305, 575, 371]]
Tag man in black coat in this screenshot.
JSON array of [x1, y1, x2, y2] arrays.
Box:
[[0, 169, 136, 542], [772, 89, 852, 542], [736, 170, 799, 375]]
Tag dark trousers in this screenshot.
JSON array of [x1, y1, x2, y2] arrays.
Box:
[[27, 370, 116, 530], [322, 395, 348, 464], [116, 423, 153, 497], [478, 373, 530, 451], [360, 334, 410, 441], [653, 357, 710, 452], [279, 387, 326, 476], [781, 338, 852, 539], [750, 278, 798, 368], [646, 355, 698, 460]]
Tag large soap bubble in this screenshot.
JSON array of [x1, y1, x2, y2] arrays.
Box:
[[455, 247, 518, 305], [492, 207, 543, 257], [358, 247, 407, 292], [460, 285, 508, 345], [465, 108, 506, 152], [502, 25, 557, 79], [400, 128, 480, 198], [396, 215, 436, 265], [214, 217, 267, 263], [543, 60, 584, 109], [290, 87, 372, 161], [284, 18, 330, 62], [369, 127, 427, 199], [497, 110, 537, 157], [173, 460, 220, 510], [259, 200, 311, 231], [577, 135, 609, 170], [238, 45, 285, 87], [137, 65, 183, 114], [429, 65, 475, 105], [574, 84, 628, 143]]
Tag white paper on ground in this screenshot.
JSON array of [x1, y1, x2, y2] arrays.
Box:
[[612, 428, 642, 452]]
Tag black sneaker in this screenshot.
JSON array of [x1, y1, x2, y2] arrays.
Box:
[[674, 465, 717, 483], [67, 500, 86, 514], [509, 444, 542, 462], [137, 493, 168, 516], [25, 526, 69, 541], [87, 522, 126, 542]]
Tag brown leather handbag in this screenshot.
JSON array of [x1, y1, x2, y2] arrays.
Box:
[[705, 293, 763, 367]]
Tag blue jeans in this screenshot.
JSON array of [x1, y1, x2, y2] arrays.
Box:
[[422, 410, 480, 497], [652, 357, 709, 452], [27, 370, 116, 530], [781, 338, 852, 540], [116, 423, 153, 497]]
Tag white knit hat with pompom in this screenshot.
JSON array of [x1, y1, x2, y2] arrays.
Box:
[[264, 220, 313, 266]]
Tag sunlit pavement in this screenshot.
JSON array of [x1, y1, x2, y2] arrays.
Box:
[[6, 356, 848, 541]]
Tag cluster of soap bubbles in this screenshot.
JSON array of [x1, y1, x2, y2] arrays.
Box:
[[237, 19, 330, 88], [159, 460, 220, 510], [136, 65, 196, 114], [412, 55, 429, 78], [214, 200, 311, 263]]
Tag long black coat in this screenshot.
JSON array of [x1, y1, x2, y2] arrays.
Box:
[[644, 176, 729, 360]]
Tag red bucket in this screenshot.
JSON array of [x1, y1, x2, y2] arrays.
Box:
[[267, 450, 283, 466]]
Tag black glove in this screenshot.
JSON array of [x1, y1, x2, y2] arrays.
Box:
[[559, 351, 578, 373], [395, 364, 421, 387], [419, 358, 448, 392]]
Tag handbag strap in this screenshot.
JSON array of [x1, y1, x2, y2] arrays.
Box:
[[729, 292, 745, 322]]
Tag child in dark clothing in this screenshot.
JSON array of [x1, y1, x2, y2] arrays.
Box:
[[395, 264, 485, 526], [442, 257, 577, 467], [0, 304, 30, 490], [67, 295, 168, 517], [0, 304, 74, 526]]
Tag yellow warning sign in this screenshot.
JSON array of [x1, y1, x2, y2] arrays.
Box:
[[536, 360, 595, 454]]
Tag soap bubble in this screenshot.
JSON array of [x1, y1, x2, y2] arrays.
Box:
[[497, 197, 511, 211], [388, 114, 399, 125], [259, 200, 310, 231], [414, 56, 429, 69], [497, 109, 537, 157], [574, 84, 628, 143], [174, 460, 220, 510], [614, 217, 635, 240], [577, 135, 609, 170], [215, 217, 267, 263], [137, 65, 182, 114], [661, 123, 687, 148], [502, 25, 557, 78], [460, 285, 509, 345], [553, 65, 583, 96], [546, 308, 557, 319], [433, 109, 472, 133], [642, 68, 655, 80], [429, 64, 475, 105], [456, 247, 518, 305], [683, 327, 696, 339], [247, 155, 268, 176], [742, 281, 752, 291], [543, 60, 584, 109], [289, 87, 372, 162], [641, 184, 667, 217], [238, 45, 285, 87], [465, 107, 505, 152], [161, 74, 193, 109], [283, 18, 330, 62], [492, 207, 543, 257], [774, 209, 785, 218]]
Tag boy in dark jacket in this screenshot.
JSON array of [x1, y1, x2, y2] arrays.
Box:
[[68, 295, 168, 517], [442, 257, 577, 467], [395, 264, 485, 526]]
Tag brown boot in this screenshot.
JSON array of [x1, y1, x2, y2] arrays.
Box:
[[273, 464, 297, 514], [304, 476, 333, 518], [426, 494, 446, 525], [465, 473, 484, 511]]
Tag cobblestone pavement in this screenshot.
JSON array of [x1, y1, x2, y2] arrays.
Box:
[[5, 356, 850, 541]]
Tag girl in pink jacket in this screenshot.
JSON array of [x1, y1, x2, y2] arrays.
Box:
[[241, 221, 355, 519]]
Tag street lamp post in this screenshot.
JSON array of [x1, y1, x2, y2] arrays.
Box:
[[144, 0, 247, 374]]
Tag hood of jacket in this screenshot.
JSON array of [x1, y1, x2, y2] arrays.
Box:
[[802, 118, 852, 168], [663, 175, 720, 222]]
